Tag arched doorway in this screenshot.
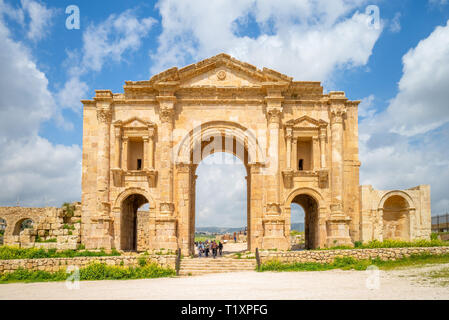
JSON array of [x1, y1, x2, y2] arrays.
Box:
[[290, 194, 319, 250], [382, 195, 410, 240], [176, 121, 261, 255], [194, 152, 248, 255], [120, 194, 149, 251], [13, 218, 34, 236]]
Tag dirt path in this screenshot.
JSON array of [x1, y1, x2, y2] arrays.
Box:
[[1, 263, 448, 300]]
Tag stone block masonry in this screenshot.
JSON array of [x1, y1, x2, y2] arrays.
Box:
[[259, 247, 449, 264], [0, 204, 82, 250], [0, 255, 176, 273]]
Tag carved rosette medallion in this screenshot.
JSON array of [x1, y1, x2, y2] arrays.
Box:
[[217, 70, 227, 81]]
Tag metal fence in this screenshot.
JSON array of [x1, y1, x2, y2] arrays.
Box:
[[432, 213, 449, 232]]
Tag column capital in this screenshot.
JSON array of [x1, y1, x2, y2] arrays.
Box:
[[176, 162, 193, 173], [285, 126, 293, 139], [96, 107, 112, 124], [148, 126, 156, 138], [330, 106, 346, 124], [160, 108, 174, 123], [267, 107, 282, 124]]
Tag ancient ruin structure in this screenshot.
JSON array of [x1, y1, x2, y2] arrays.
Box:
[[74, 54, 429, 254]]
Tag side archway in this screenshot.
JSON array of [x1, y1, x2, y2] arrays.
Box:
[[378, 191, 414, 241], [113, 188, 154, 251], [285, 188, 326, 249]]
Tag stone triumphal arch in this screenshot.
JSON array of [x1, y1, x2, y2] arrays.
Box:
[[81, 54, 431, 254]]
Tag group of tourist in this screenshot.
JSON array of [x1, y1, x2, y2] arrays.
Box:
[[195, 240, 223, 258]]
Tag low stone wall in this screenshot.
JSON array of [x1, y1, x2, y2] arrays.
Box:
[[259, 247, 449, 264], [0, 255, 176, 273]]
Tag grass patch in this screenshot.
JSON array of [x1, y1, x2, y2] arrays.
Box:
[[34, 236, 57, 243], [0, 262, 175, 284], [259, 253, 449, 272], [424, 267, 449, 286], [0, 246, 121, 260], [315, 239, 449, 250]]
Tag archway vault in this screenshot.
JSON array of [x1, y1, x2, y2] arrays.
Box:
[[175, 121, 266, 166], [174, 121, 261, 255]]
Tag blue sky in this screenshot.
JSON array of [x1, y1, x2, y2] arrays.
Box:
[[0, 0, 448, 227]]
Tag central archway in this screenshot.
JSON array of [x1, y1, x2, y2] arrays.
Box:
[[176, 121, 262, 255], [194, 152, 248, 255]]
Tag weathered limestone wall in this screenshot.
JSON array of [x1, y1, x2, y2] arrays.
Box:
[[0, 204, 82, 250], [0, 255, 176, 273], [359, 185, 431, 242], [79, 53, 431, 253], [260, 246, 449, 264]]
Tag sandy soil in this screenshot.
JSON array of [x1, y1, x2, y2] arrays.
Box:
[[1, 263, 448, 300]]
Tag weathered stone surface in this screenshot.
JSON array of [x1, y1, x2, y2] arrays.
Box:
[[0, 255, 176, 273], [0, 54, 431, 254]]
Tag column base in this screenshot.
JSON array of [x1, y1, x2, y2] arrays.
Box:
[[326, 214, 353, 248]]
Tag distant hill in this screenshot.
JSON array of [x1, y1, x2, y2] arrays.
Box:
[[291, 223, 304, 232], [196, 226, 245, 234], [196, 223, 304, 234]]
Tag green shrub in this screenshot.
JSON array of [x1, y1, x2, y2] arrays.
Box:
[[0, 262, 175, 283], [431, 233, 439, 241], [317, 238, 449, 250], [0, 246, 121, 260], [259, 253, 449, 272], [61, 203, 76, 218]]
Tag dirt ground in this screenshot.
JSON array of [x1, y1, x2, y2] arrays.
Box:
[[1, 263, 448, 300]]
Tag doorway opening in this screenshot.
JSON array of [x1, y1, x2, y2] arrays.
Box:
[[121, 194, 148, 251], [194, 152, 248, 256], [290, 194, 319, 250]]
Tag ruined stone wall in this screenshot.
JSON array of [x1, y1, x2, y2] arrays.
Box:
[[0, 203, 82, 250], [0, 255, 175, 273], [259, 246, 449, 264], [359, 185, 431, 242]]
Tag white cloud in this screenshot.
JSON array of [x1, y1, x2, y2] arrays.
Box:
[[384, 20, 449, 136], [429, 0, 448, 6], [358, 94, 376, 118], [20, 0, 56, 42], [389, 12, 401, 33], [151, 0, 382, 83], [56, 77, 88, 113], [58, 9, 157, 112], [0, 6, 81, 207], [360, 20, 449, 214]]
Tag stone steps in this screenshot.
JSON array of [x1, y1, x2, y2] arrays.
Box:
[[179, 258, 257, 276]]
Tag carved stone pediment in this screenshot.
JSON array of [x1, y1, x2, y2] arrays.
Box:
[[285, 116, 327, 130], [149, 53, 293, 89]]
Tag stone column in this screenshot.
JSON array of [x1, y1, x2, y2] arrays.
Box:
[[96, 105, 112, 216], [330, 105, 346, 212], [327, 92, 352, 247], [267, 108, 281, 208], [312, 136, 320, 171], [176, 163, 192, 254], [286, 127, 292, 169], [148, 127, 155, 169], [319, 127, 327, 168], [121, 137, 128, 171], [155, 84, 178, 252], [159, 106, 175, 213], [143, 136, 149, 171], [88, 92, 114, 249], [113, 123, 121, 169], [292, 138, 297, 170]]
